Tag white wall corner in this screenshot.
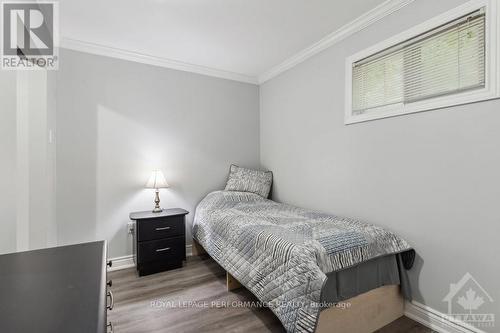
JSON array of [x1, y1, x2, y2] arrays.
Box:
[[16, 71, 30, 252], [404, 301, 488, 333]]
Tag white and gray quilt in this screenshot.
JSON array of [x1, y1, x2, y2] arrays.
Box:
[[192, 190, 412, 333]]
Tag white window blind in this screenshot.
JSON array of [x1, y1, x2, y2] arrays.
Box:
[[352, 9, 485, 114]]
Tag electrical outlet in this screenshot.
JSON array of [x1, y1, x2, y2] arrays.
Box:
[[127, 222, 135, 235]]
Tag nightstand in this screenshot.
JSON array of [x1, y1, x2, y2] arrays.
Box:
[[130, 208, 189, 276]]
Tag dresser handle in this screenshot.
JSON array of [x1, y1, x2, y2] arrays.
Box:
[[107, 322, 113, 332], [156, 247, 171, 252], [155, 226, 171, 231], [107, 280, 112, 287], [107, 290, 114, 310], [107, 260, 113, 267]]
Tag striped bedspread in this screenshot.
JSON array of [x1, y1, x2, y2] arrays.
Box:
[[192, 190, 412, 333]]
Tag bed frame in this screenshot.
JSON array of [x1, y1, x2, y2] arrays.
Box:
[[192, 239, 403, 332]]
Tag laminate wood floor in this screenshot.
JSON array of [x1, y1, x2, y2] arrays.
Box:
[[108, 256, 434, 333]]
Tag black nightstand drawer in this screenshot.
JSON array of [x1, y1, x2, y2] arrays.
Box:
[[138, 236, 185, 264], [138, 215, 184, 241]]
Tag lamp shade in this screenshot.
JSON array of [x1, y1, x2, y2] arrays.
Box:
[[145, 170, 170, 189]]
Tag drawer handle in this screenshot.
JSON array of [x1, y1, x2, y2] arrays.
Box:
[[156, 247, 171, 252], [155, 226, 171, 231], [107, 322, 113, 333], [107, 290, 114, 310]]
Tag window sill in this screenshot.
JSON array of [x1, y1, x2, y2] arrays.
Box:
[[345, 87, 499, 124]]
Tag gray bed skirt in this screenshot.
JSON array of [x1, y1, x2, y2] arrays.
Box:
[[321, 252, 412, 305]]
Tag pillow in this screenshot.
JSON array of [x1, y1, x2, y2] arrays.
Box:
[[224, 165, 273, 198]]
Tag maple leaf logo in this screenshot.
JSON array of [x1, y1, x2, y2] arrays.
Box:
[[457, 288, 484, 313]]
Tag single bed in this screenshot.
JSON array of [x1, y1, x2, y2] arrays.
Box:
[[192, 190, 414, 333]]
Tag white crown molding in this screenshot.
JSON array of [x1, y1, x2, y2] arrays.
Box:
[[60, 1, 414, 86], [258, 0, 415, 84], [107, 245, 193, 272], [60, 37, 259, 85], [404, 301, 488, 333]]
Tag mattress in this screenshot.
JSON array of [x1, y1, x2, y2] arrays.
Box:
[[193, 190, 414, 333]]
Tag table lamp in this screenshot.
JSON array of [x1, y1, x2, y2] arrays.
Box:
[[145, 170, 170, 213]]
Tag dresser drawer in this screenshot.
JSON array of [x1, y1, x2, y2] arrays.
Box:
[[137, 215, 184, 241], [137, 236, 185, 264]]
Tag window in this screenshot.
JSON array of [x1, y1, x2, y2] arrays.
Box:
[[346, 0, 499, 124]]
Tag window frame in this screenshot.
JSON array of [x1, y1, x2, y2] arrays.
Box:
[[345, 0, 499, 125]]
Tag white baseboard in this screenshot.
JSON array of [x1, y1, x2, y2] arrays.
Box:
[[108, 245, 194, 272], [405, 301, 488, 333], [186, 244, 193, 257], [107, 255, 135, 272]]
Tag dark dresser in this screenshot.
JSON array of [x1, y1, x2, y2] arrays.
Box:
[[0, 241, 112, 333], [130, 208, 189, 276]]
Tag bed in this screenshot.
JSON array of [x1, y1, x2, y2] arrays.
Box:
[[192, 190, 414, 333]]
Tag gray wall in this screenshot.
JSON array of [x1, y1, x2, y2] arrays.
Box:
[[0, 71, 17, 254], [56, 49, 260, 258], [260, 0, 499, 325]]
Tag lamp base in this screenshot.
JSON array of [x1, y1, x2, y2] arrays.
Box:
[[152, 189, 163, 213]]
